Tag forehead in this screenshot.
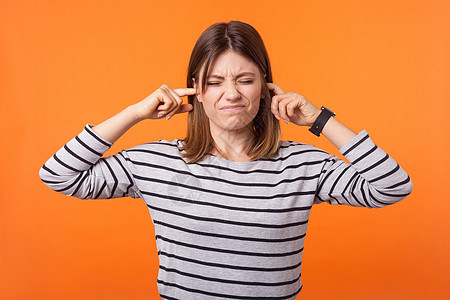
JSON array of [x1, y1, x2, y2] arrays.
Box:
[[207, 50, 259, 76]]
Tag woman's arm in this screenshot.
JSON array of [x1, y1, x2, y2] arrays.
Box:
[[91, 85, 195, 143], [267, 82, 412, 207], [39, 85, 195, 199]]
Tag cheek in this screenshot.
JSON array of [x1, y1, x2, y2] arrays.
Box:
[[201, 89, 221, 104], [251, 99, 261, 115], [241, 83, 262, 99], [198, 93, 217, 116]]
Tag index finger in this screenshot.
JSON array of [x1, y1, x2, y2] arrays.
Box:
[[174, 88, 197, 97], [266, 83, 285, 95]]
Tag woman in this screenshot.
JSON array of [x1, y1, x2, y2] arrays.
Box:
[[39, 21, 413, 299]]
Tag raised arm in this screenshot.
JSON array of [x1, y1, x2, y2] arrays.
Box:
[[267, 82, 413, 207], [91, 85, 195, 143], [39, 85, 196, 199]]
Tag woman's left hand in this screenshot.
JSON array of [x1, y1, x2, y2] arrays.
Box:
[[267, 82, 321, 126]]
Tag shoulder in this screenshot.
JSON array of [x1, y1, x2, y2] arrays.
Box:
[[277, 140, 330, 158]]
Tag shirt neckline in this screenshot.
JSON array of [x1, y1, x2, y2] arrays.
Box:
[[175, 139, 288, 167], [205, 153, 261, 166]]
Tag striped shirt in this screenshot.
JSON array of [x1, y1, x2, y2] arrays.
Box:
[[39, 124, 413, 299]]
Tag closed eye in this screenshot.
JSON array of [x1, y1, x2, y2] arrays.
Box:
[[240, 80, 254, 84], [207, 79, 254, 86]]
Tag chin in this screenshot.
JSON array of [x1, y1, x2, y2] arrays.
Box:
[[221, 118, 254, 131]]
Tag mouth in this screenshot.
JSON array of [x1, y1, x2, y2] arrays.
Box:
[[220, 105, 246, 111]]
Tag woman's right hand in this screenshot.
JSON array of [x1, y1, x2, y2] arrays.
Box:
[[134, 84, 196, 121]]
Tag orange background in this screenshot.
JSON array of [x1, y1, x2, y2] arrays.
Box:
[[1, 0, 449, 299]]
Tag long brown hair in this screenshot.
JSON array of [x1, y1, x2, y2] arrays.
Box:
[[179, 20, 281, 163]]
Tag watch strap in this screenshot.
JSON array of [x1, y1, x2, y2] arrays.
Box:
[[309, 106, 335, 137]]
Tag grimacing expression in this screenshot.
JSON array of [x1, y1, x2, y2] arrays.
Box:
[[193, 50, 265, 133]]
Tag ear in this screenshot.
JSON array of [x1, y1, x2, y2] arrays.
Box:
[[192, 77, 202, 102], [261, 75, 267, 99]]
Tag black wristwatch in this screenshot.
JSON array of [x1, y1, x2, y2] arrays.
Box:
[[309, 106, 335, 137]]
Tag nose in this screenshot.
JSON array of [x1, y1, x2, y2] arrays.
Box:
[[223, 82, 241, 101]]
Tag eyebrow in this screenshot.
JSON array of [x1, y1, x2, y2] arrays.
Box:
[[207, 72, 256, 79]]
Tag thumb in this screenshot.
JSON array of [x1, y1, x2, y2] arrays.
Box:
[[173, 103, 194, 115]]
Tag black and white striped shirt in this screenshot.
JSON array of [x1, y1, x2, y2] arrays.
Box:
[[39, 124, 413, 299]]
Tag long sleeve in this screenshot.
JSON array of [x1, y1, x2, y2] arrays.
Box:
[[39, 124, 140, 199], [314, 130, 413, 208]]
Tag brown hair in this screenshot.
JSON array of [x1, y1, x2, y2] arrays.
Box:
[[179, 20, 281, 163]]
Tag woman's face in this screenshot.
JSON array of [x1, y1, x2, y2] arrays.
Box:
[[194, 50, 264, 134]]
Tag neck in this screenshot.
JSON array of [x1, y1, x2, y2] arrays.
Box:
[[209, 123, 255, 162]]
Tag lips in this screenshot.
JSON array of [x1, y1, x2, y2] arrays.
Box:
[[220, 105, 246, 111]]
